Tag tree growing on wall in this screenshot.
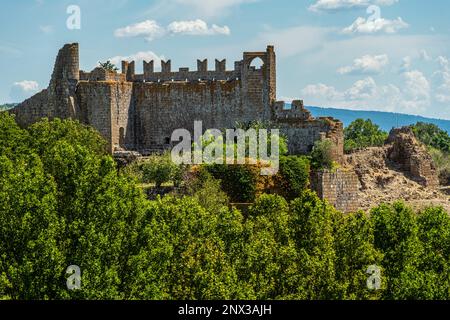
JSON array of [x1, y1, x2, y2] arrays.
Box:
[[98, 60, 119, 72]]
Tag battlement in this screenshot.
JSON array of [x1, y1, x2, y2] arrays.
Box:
[[274, 100, 312, 121], [116, 45, 274, 84], [80, 68, 126, 82]]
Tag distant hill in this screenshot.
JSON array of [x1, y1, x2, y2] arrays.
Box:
[[0, 104, 17, 111], [301, 105, 450, 133]]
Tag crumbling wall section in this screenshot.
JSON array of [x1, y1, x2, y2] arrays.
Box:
[[387, 127, 439, 188], [275, 102, 344, 164], [311, 169, 360, 213], [11, 43, 79, 126]]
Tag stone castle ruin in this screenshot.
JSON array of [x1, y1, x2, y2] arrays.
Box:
[[11, 43, 442, 213], [11, 43, 344, 162]]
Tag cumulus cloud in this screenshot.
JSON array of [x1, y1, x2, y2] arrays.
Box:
[[345, 77, 378, 100], [301, 72, 432, 115], [10, 80, 39, 102], [309, 0, 398, 12], [302, 83, 343, 101], [114, 19, 230, 41], [342, 16, 408, 34], [401, 70, 431, 110], [167, 19, 230, 35], [399, 56, 412, 73], [108, 51, 166, 71], [433, 56, 450, 103], [114, 20, 165, 41], [338, 54, 389, 75]]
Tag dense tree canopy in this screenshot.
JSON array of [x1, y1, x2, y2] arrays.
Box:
[[344, 119, 388, 153], [1, 112, 450, 300], [412, 122, 450, 154]]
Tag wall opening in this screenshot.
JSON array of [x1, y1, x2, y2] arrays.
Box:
[[249, 57, 264, 70], [119, 127, 125, 147]]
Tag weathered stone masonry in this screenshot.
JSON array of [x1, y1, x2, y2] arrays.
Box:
[[11, 43, 344, 161], [10, 43, 355, 210]]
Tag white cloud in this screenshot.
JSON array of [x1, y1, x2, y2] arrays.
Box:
[[167, 19, 230, 35], [114, 19, 230, 41], [399, 56, 412, 73], [114, 20, 165, 41], [338, 54, 389, 75], [419, 50, 432, 61], [344, 77, 378, 100], [309, 0, 398, 12], [108, 51, 166, 71], [433, 56, 450, 103], [301, 72, 431, 115], [401, 70, 430, 111], [39, 25, 54, 34], [10, 80, 39, 102], [342, 17, 408, 34], [302, 83, 343, 101]]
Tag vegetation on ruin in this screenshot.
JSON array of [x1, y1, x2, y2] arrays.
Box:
[[1, 113, 450, 300], [412, 122, 450, 185], [98, 60, 119, 72], [344, 119, 388, 153]]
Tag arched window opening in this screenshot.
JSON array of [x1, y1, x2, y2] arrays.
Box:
[[249, 57, 264, 70]]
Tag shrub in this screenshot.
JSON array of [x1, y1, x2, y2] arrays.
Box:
[[311, 139, 334, 169], [183, 167, 229, 213], [140, 153, 185, 188], [277, 156, 311, 200], [206, 164, 259, 203]]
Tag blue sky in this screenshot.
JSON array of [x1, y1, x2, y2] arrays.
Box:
[[1, 0, 449, 120]]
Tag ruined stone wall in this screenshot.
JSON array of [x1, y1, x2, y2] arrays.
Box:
[[273, 100, 344, 163], [10, 43, 345, 164], [80, 68, 126, 82], [11, 43, 79, 127], [387, 127, 439, 188], [311, 169, 360, 213]]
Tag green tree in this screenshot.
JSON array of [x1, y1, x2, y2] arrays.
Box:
[[311, 139, 335, 169], [416, 206, 450, 299], [344, 119, 388, 153], [0, 112, 30, 159], [412, 122, 450, 153], [240, 194, 298, 299], [139, 153, 185, 188], [290, 190, 339, 299], [277, 156, 310, 200], [371, 202, 426, 300], [126, 196, 240, 299], [98, 60, 119, 72], [334, 211, 383, 300], [0, 154, 64, 299]]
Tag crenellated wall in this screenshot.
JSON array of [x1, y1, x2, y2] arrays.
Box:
[[10, 43, 344, 163]]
